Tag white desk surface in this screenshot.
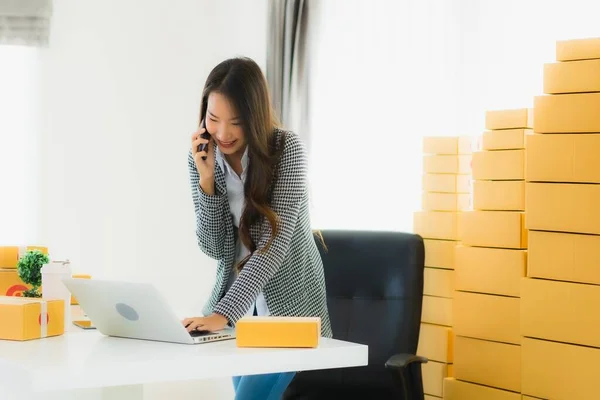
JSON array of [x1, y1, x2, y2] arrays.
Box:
[[0, 328, 368, 394]]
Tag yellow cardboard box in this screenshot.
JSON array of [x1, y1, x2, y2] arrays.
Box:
[[422, 360, 451, 397], [0, 269, 32, 297], [0, 246, 48, 269], [459, 211, 527, 249], [528, 230, 600, 285], [521, 278, 600, 348], [424, 239, 456, 270], [482, 129, 530, 151], [454, 291, 520, 345], [236, 317, 320, 348], [414, 212, 459, 241], [424, 396, 440, 400], [534, 92, 600, 133], [423, 155, 472, 174], [455, 245, 525, 298], [421, 295, 453, 327], [522, 337, 600, 400], [526, 183, 600, 235], [424, 268, 454, 298], [522, 396, 546, 400], [485, 108, 533, 130], [472, 150, 525, 181], [526, 133, 600, 184], [544, 59, 600, 94], [422, 174, 471, 193], [473, 180, 525, 211], [556, 37, 600, 61], [454, 336, 521, 393], [423, 136, 473, 155], [422, 192, 471, 212], [0, 296, 64, 341], [417, 323, 454, 363], [443, 378, 521, 400]]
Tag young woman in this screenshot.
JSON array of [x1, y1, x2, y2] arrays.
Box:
[[184, 57, 332, 399]]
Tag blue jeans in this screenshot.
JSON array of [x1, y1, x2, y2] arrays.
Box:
[[232, 372, 296, 400]]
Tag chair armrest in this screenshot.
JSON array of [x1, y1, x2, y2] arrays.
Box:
[[385, 353, 428, 371]]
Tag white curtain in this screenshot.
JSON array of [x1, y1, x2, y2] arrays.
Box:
[[0, 0, 52, 46], [307, 0, 600, 232]]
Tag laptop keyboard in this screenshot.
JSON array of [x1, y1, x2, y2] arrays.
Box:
[[189, 329, 212, 337]]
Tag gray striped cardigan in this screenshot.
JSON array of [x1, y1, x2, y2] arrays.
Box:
[[187, 129, 332, 338]]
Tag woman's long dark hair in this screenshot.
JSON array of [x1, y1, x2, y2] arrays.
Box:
[[199, 57, 284, 272]]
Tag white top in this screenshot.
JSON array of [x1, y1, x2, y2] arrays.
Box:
[[215, 146, 269, 317], [0, 329, 368, 394]]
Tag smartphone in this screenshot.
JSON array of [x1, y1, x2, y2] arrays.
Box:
[[73, 320, 96, 330], [197, 118, 210, 160]]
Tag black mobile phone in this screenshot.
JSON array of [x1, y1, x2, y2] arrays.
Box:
[[198, 118, 210, 160]]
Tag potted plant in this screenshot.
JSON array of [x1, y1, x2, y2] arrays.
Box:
[[16, 250, 49, 298]]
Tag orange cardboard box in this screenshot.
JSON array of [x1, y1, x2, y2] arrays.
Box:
[[424, 268, 454, 298], [0, 246, 48, 269], [454, 291, 520, 345], [422, 192, 471, 212], [485, 108, 533, 130], [423, 155, 472, 175], [0, 296, 64, 341], [454, 336, 521, 393], [443, 378, 520, 400], [417, 323, 454, 363], [482, 129, 530, 151], [455, 245, 525, 297], [522, 337, 600, 400], [422, 174, 471, 193], [534, 93, 600, 133], [423, 136, 473, 155], [424, 396, 440, 400], [421, 295, 453, 327], [0, 269, 32, 297], [521, 278, 600, 348], [459, 211, 527, 249], [424, 239, 456, 270], [236, 316, 320, 348], [414, 212, 459, 241], [526, 134, 600, 184], [544, 59, 600, 94], [472, 150, 525, 181], [526, 183, 600, 235], [473, 180, 525, 211], [528, 230, 600, 285], [422, 360, 451, 397], [556, 37, 600, 61]]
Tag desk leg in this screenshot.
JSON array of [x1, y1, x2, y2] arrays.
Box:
[[102, 384, 144, 400]]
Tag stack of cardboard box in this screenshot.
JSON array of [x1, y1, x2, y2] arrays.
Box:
[[443, 109, 530, 399], [414, 136, 473, 399], [521, 37, 600, 400], [0, 246, 48, 297]]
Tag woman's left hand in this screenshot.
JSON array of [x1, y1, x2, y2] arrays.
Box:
[[182, 313, 229, 332]]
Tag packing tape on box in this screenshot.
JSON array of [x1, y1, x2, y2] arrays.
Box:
[[40, 300, 47, 338]]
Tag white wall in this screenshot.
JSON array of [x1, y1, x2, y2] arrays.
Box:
[[37, 1, 267, 398]]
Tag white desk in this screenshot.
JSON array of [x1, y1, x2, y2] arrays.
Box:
[[0, 329, 368, 400]]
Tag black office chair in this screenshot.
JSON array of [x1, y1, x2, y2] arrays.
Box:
[[283, 230, 427, 400]]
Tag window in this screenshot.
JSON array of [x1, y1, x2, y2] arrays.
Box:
[[307, 0, 600, 232], [0, 45, 40, 243]]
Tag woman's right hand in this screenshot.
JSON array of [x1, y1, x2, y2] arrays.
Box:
[[191, 128, 216, 195]]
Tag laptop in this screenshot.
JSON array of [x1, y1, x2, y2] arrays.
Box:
[[62, 278, 235, 345]]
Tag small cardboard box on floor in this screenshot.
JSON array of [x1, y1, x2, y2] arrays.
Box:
[[0, 296, 65, 341]]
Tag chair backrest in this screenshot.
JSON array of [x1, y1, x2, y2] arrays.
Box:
[[284, 230, 425, 399]]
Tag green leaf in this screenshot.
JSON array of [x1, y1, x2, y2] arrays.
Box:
[[16, 250, 49, 288]]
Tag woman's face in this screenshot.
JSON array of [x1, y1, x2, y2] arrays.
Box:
[[205, 92, 246, 156]]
